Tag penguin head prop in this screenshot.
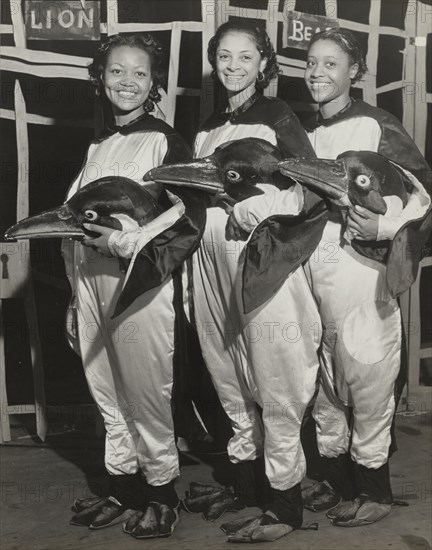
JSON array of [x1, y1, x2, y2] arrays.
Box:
[[279, 150, 408, 214], [4, 176, 164, 241], [145, 138, 286, 203], [3, 176, 198, 318], [242, 150, 420, 315]]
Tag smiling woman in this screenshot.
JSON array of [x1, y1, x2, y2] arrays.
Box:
[[214, 32, 266, 105], [304, 29, 367, 118], [299, 27, 432, 530], [207, 20, 279, 112], [56, 33, 195, 540], [88, 33, 165, 125], [181, 19, 322, 544], [102, 46, 154, 122]]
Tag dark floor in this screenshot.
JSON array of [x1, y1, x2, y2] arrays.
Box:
[[1, 391, 431, 550]]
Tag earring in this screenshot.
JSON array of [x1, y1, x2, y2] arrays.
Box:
[[256, 71, 264, 82]]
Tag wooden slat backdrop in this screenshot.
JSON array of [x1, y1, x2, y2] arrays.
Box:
[[1, 0, 430, 154], [215, 0, 430, 159], [2, 0, 217, 130]]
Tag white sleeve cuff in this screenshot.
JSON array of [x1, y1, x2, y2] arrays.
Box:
[[108, 201, 186, 259], [233, 183, 304, 233], [108, 229, 137, 259]]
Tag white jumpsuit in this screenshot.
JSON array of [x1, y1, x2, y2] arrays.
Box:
[[305, 100, 431, 469], [63, 114, 191, 485], [193, 94, 322, 490]]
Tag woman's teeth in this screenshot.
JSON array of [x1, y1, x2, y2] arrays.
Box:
[[310, 82, 331, 89], [118, 90, 136, 99]]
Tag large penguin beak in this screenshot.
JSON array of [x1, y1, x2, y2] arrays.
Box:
[[145, 158, 225, 194], [279, 158, 349, 201], [4, 204, 84, 240]]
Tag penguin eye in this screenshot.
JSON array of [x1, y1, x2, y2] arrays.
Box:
[[83, 209, 99, 221], [226, 170, 242, 182], [355, 175, 371, 188]]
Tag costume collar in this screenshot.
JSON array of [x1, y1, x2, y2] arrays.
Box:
[[224, 90, 261, 120], [96, 112, 152, 141], [304, 98, 355, 131], [209, 90, 262, 126]]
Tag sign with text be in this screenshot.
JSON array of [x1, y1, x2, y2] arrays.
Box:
[[283, 11, 339, 51], [25, 1, 100, 41]]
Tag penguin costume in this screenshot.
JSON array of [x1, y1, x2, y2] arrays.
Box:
[[7, 112, 206, 538], [242, 99, 432, 528], [291, 27, 432, 527], [299, 100, 431, 527], [149, 123, 322, 542], [191, 98, 321, 543]]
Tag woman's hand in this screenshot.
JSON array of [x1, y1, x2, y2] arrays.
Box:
[[225, 212, 250, 241], [81, 223, 116, 257], [347, 206, 379, 241]]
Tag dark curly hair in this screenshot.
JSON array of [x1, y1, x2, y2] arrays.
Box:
[[88, 33, 166, 113], [207, 20, 279, 91], [308, 28, 368, 84]]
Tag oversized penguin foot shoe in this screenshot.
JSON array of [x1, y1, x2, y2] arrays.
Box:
[[330, 495, 391, 527], [71, 496, 106, 514], [302, 481, 340, 512], [89, 498, 133, 529], [70, 496, 129, 528], [221, 512, 294, 543], [326, 499, 356, 520], [183, 482, 245, 521], [123, 510, 144, 535], [125, 502, 180, 539]]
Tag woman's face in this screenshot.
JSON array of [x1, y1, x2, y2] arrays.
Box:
[[304, 39, 358, 107], [103, 46, 153, 117], [215, 31, 267, 97]]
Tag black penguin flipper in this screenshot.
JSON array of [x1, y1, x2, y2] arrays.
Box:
[[386, 211, 432, 298], [354, 162, 431, 297], [242, 200, 328, 314], [385, 163, 432, 297]]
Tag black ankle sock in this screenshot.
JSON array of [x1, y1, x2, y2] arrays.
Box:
[[325, 454, 357, 500], [109, 473, 143, 509], [265, 483, 303, 529], [355, 462, 393, 504], [230, 458, 270, 506], [143, 479, 179, 508]]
